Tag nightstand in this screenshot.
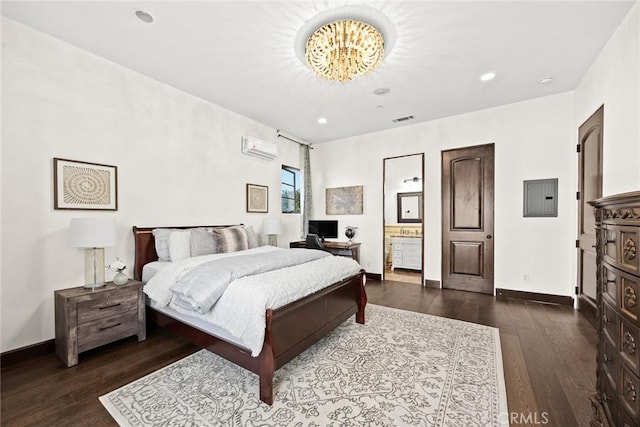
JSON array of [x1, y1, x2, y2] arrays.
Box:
[[54, 280, 146, 367]]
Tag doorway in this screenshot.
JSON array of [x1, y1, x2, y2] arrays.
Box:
[[576, 106, 603, 324], [441, 143, 495, 294], [383, 154, 425, 284]]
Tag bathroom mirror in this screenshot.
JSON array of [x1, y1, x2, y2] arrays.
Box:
[[397, 192, 423, 223]]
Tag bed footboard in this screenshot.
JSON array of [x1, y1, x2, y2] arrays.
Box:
[[257, 269, 366, 404]]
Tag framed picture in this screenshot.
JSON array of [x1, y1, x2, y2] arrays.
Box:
[[53, 158, 118, 210], [246, 183, 268, 213], [326, 185, 364, 215]]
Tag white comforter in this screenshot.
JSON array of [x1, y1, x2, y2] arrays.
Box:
[[144, 247, 362, 356]]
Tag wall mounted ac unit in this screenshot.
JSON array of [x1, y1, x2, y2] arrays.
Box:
[[241, 136, 278, 160]]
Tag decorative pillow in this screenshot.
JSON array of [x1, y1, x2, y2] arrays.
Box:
[[190, 228, 217, 257], [245, 225, 259, 248], [152, 228, 179, 262], [213, 226, 249, 253], [169, 230, 192, 262]]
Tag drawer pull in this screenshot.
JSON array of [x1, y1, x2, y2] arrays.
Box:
[[624, 379, 636, 402], [606, 279, 616, 284], [99, 323, 122, 331], [623, 332, 637, 355], [602, 392, 610, 402], [98, 303, 121, 310], [602, 353, 611, 363], [623, 237, 637, 261], [624, 286, 637, 308]]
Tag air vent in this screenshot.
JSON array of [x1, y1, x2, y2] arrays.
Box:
[[392, 115, 414, 123]]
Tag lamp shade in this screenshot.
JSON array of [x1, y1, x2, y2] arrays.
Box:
[[262, 218, 282, 235], [68, 218, 117, 248]]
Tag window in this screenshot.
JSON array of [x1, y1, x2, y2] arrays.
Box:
[[282, 165, 301, 213]]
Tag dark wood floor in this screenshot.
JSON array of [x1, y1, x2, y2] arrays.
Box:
[[1, 280, 597, 426]]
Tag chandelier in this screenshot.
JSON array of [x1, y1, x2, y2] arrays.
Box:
[[305, 20, 384, 83]]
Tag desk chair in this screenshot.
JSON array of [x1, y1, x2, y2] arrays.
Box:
[[305, 234, 329, 252]]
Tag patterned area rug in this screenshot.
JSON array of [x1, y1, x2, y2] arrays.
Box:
[[100, 304, 508, 426]]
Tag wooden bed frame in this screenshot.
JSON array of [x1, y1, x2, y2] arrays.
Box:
[[132, 225, 367, 405]]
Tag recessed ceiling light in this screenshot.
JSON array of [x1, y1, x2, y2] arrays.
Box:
[[373, 87, 390, 95], [480, 72, 496, 82], [135, 10, 154, 23], [317, 117, 327, 124], [376, 105, 384, 110], [539, 76, 554, 85]]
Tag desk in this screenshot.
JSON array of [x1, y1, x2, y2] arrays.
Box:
[[290, 241, 361, 263]]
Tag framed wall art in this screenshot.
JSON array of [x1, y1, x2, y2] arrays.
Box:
[[246, 183, 268, 213], [326, 185, 364, 215], [53, 158, 118, 210]]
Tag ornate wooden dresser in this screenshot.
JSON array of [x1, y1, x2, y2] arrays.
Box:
[[590, 191, 640, 427]]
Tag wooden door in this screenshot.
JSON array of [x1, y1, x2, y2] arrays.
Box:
[[442, 144, 495, 294], [577, 106, 603, 319]]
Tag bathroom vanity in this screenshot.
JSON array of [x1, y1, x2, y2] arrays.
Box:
[[391, 236, 422, 271]]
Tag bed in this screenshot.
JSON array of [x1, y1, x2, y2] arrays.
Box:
[[132, 225, 367, 405]]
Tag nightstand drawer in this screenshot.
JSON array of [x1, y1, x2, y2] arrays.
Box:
[[77, 311, 140, 352], [77, 287, 138, 324]]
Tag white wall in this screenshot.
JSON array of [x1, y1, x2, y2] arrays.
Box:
[[312, 92, 577, 297], [0, 18, 301, 352], [574, 2, 640, 196], [2, 2, 639, 353], [313, 1, 640, 298]]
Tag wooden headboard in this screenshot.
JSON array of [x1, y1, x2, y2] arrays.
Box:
[[132, 225, 238, 281]]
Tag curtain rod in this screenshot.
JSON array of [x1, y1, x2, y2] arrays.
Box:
[[276, 130, 314, 149]]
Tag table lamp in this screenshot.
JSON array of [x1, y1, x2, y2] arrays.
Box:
[[262, 218, 282, 247], [69, 218, 117, 288]]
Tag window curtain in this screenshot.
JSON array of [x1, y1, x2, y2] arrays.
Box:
[[301, 144, 312, 238]]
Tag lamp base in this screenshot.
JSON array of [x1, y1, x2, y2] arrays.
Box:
[[267, 235, 278, 247], [84, 282, 107, 289], [84, 248, 105, 287]]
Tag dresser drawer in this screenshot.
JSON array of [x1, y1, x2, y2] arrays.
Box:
[[603, 263, 619, 307], [602, 372, 620, 426], [603, 300, 619, 347], [620, 365, 640, 424], [602, 336, 619, 388], [619, 268, 640, 325], [621, 406, 638, 427], [77, 311, 140, 352], [604, 225, 639, 275], [620, 318, 640, 376], [76, 287, 138, 324]]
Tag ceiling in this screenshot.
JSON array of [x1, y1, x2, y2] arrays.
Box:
[[2, 1, 635, 144]]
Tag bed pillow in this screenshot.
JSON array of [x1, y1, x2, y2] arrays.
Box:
[[190, 228, 217, 257], [213, 226, 249, 253], [245, 225, 259, 248], [152, 228, 179, 262], [169, 230, 192, 262]]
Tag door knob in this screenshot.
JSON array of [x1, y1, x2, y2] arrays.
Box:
[[486, 235, 492, 239]]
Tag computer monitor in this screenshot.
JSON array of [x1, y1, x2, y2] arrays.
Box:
[[308, 220, 338, 241]]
